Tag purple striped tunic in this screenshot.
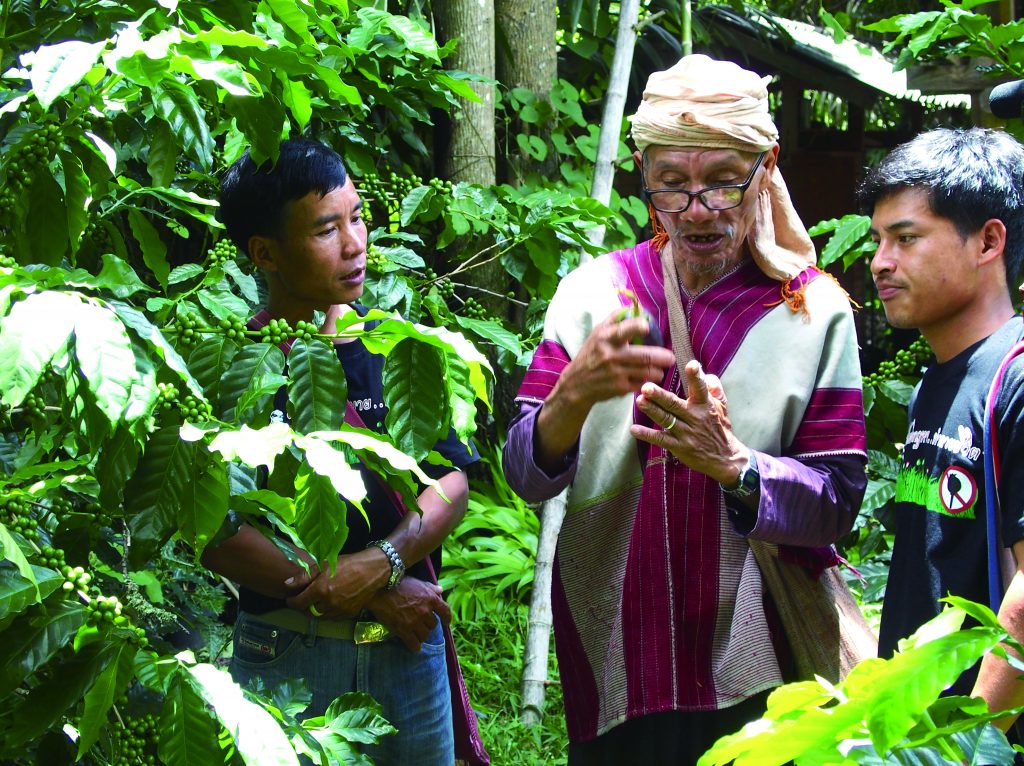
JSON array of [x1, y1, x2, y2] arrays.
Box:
[[504, 241, 867, 742]]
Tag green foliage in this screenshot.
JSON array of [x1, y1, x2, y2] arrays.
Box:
[[441, 444, 539, 621], [700, 601, 1022, 765], [0, 0, 511, 762]]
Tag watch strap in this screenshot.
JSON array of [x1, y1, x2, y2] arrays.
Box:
[[367, 539, 405, 590]]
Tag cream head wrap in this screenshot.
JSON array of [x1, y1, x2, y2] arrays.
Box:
[[630, 54, 816, 285]]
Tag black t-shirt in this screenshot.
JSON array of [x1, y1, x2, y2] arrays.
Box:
[[879, 317, 1024, 692], [239, 305, 479, 614]]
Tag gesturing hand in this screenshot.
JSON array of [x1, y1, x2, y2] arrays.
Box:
[[285, 549, 388, 619], [630, 360, 746, 484]]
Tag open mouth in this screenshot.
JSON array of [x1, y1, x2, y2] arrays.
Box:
[[681, 233, 726, 251], [340, 267, 364, 281]]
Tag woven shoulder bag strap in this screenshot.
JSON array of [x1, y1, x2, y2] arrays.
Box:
[[984, 337, 1024, 612]]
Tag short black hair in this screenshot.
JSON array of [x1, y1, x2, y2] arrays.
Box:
[[857, 127, 1024, 287], [218, 139, 349, 255]]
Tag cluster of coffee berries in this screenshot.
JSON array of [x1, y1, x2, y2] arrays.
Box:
[[86, 593, 125, 626], [156, 382, 179, 411], [216, 316, 248, 341], [170, 312, 207, 347], [435, 277, 455, 299], [4, 123, 60, 192], [461, 297, 488, 320], [357, 172, 390, 203], [84, 219, 114, 252], [85, 500, 114, 527], [109, 710, 159, 765], [2, 495, 38, 541], [207, 238, 237, 266], [293, 319, 319, 342], [81, 112, 114, 137], [0, 251, 14, 269], [61, 564, 91, 594], [427, 177, 453, 194], [864, 336, 932, 386], [20, 391, 47, 419], [179, 394, 212, 422], [259, 317, 293, 346], [33, 544, 65, 570], [366, 244, 388, 272], [50, 495, 73, 517], [0, 188, 16, 220]]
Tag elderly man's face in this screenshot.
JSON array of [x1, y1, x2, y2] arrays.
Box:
[[637, 146, 775, 292]]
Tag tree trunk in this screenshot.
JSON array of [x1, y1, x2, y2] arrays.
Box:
[[434, 0, 497, 186], [496, 0, 557, 183], [519, 487, 567, 726], [587, 0, 641, 251]]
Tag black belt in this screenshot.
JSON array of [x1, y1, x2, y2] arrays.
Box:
[[250, 608, 391, 644]]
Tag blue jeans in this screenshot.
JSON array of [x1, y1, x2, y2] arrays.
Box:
[[229, 611, 454, 766]]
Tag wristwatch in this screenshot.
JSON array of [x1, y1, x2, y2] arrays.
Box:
[[722, 451, 759, 498], [367, 539, 405, 590]]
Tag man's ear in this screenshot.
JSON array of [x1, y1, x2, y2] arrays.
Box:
[[978, 218, 1007, 266], [632, 149, 643, 171], [248, 235, 277, 272], [759, 144, 780, 192]]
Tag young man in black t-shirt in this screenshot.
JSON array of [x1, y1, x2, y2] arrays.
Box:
[[859, 127, 1024, 735], [202, 139, 476, 765]]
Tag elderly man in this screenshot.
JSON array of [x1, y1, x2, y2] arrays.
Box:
[[504, 55, 868, 764]]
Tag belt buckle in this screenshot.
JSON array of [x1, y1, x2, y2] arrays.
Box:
[[354, 621, 389, 644]]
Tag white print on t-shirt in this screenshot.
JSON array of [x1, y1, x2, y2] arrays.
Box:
[[905, 420, 981, 461], [352, 398, 384, 412]]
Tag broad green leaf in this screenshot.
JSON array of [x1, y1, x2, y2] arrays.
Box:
[[82, 130, 117, 173], [218, 342, 287, 421], [266, 0, 316, 43], [281, 76, 312, 129], [400, 186, 433, 226], [307, 691, 396, 749], [59, 150, 90, 255], [178, 448, 229, 557], [235, 489, 296, 524], [127, 210, 170, 287], [816, 214, 871, 269], [169, 264, 204, 285], [4, 639, 115, 747], [0, 291, 80, 407], [444, 356, 478, 442], [224, 261, 259, 304], [879, 379, 914, 406], [185, 662, 299, 766], [288, 339, 347, 434], [359, 8, 439, 61], [208, 423, 294, 469], [293, 461, 348, 567], [159, 672, 224, 766], [147, 119, 177, 187], [112, 301, 204, 400], [0, 524, 38, 601], [861, 477, 896, 514], [26, 169, 69, 265], [123, 331, 160, 427], [295, 435, 366, 504], [26, 40, 106, 109], [77, 640, 138, 758], [198, 285, 251, 321], [178, 57, 258, 97], [151, 81, 214, 169], [819, 6, 847, 43], [73, 301, 136, 426], [0, 565, 62, 621], [383, 338, 448, 462], [452, 314, 521, 356], [189, 336, 241, 410], [309, 428, 435, 487], [125, 426, 196, 566], [95, 254, 152, 298], [0, 600, 85, 698]]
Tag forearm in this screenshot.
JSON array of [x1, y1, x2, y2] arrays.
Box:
[[384, 470, 469, 570], [200, 523, 315, 599], [504, 402, 578, 503], [973, 550, 1024, 730], [740, 452, 866, 547], [533, 377, 592, 474]]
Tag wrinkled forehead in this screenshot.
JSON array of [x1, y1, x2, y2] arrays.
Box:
[[644, 145, 760, 173]]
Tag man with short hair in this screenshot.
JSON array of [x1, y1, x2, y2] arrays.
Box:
[[860, 127, 1024, 732], [202, 138, 477, 765], [503, 55, 867, 763]]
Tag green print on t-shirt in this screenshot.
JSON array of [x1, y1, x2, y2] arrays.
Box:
[[894, 461, 977, 520]]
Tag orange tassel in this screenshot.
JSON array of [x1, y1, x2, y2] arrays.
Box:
[[649, 203, 669, 253], [766, 266, 860, 319]]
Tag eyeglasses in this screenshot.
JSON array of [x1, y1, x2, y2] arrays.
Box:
[[643, 152, 767, 213]]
